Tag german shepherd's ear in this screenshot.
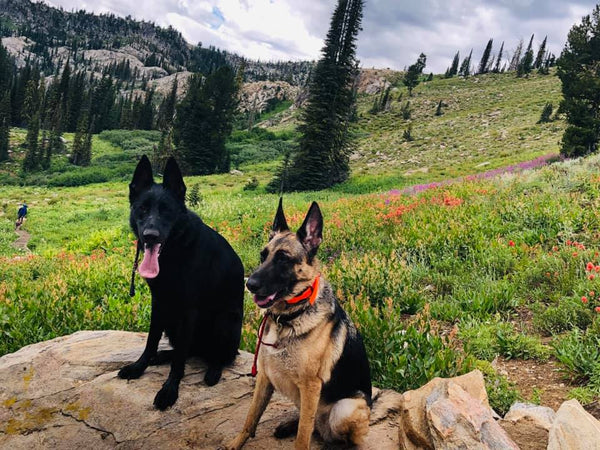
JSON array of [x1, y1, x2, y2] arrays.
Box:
[[297, 201, 323, 257], [130, 155, 154, 203], [270, 197, 289, 238], [163, 157, 187, 203]]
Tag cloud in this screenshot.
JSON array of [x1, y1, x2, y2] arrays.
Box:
[[41, 0, 599, 73]]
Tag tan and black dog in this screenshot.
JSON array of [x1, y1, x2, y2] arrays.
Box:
[[225, 200, 372, 449]]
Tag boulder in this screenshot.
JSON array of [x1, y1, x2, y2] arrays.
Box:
[[0, 330, 401, 449], [548, 399, 600, 450], [398, 370, 517, 449], [499, 402, 555, 450]]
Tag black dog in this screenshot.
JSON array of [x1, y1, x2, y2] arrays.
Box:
[[118, 155, 244, 410]]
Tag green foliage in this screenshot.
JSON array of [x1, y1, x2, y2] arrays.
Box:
[[403, 123, 413, 141], [553, 328, 600, 383], [538, 103, 553, 124], [186, 183, 203, 208], [476, 360, 522, 416], [404, 53, 427, 96], [478, 39, 493, 74], [557, 5, 600, 157], [534, 298, 593, 335], [174, 67, 239, 175], [243, 176, 259, 191]]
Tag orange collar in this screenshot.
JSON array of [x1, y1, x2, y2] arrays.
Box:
[[285, 274, 320, 305]]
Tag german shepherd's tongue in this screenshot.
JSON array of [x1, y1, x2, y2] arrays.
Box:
[[139, 244, 161, 279]]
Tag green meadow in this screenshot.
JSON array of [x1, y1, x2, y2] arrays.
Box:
[[3, 70, 599, 414]]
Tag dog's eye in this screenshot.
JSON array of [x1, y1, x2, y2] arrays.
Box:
[[275, 251, 291, 263], [260, 249, 269, 263], [139, 204, 149, 214]]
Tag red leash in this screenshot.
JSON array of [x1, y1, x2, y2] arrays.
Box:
[[251, 275, 320, 377]]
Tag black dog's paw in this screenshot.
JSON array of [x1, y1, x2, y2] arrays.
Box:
[[274, 418, 299, 439], [149, 350, 174, 366], [204, 367, 222, 386], [118, 362, 146, 380], [153, 383, 179, 410]]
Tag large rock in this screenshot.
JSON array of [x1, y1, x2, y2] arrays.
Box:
[[499, 402, 555, 450], [548, 399, 600, 450], [398, 370, 518, 449], [0, 331, 401, 449]]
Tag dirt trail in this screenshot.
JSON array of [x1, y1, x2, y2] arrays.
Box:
[[13, 226, 31, 252]]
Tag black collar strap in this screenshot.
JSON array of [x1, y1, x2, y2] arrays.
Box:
[[268, 307, 308, 325]]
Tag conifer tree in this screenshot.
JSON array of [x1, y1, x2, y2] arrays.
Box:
[[557, 5, 600, 157], [459, 50, 473, 77], [404, 53, 427, 96], [270, 0, 364, 191], [478, 39, 493, 74], [493, 42, 504, 73], [534, 36, 547, 69], [518, 34, 535, 77], [0, 90, 9, 161], [509, 39, 524, 72], [23, 111, 40, 171], [446, 51, 460, 78]]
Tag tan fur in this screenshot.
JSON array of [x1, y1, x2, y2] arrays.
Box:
[[224, 231, 369, 450]]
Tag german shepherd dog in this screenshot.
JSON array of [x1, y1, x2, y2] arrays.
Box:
[[118, 155, 244, 410], [226, 200, 372, 449]]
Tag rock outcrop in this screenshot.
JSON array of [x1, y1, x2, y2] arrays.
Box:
[[0, 331, 401, 449], [398, 370, 518, 449], [547, 399, 600, 450], [499, 402, 556, 450]]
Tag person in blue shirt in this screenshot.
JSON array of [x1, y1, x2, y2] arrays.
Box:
[[16, 201, 28, 228]]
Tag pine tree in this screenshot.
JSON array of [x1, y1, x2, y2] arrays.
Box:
[[404, 53, 427, 96], [435, 100, 444, 116], [478, 39, 493, 74], [0, 90, 10, 161], [157, 78, 177, 130], [270, 0, 364, 191], [23, 111, 40, 171], [557, 5, 600, 157], [493, 42, 504, 73], [518, 34, 535, 77], [509, 39, 524, 72], [459, 50, 473, 77], [174, 66, 238, 174], [445, 51, 460, 78], [534, 36, 548, 69]]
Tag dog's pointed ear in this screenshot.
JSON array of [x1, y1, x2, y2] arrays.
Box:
[[297, 202, 323, 257], [163, 157, 186, 203], [271, 197, 289, 237], [130, 155, 153, 203]]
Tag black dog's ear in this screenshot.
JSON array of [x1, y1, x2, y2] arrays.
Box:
[[271, 197, 289, 237], [163, 157, 186, 203], [129, 155, 153, 203], [297, 202, 323, 257]]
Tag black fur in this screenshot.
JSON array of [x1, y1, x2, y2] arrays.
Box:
[[118, 155, 244, 410]]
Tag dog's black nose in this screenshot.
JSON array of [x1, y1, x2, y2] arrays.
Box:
[[246, 276, 260, 293], [143, 228, 160, 245]]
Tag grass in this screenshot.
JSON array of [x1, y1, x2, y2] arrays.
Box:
[[2, 70, 600, 411]]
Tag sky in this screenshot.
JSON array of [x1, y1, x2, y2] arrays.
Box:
[[42, 0, 600, 73]]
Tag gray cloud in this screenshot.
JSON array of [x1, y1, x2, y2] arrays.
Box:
[[42, 0, 599, 73]]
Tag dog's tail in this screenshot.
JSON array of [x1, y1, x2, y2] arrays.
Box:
[[328, 397, 371, 445]]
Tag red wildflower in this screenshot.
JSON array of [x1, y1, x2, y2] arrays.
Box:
[[596, 306, 600, 313], [573, 252, 578, 257], [567, 240, 572, 245], [590, 291, 596, 297], [582, 296, 589, 303], [595, 266, 600, 272], [508, 240, 515, 247], [590, 274, 596, 280], [587, 262, 595, 271], [552, 246, 559, 251]]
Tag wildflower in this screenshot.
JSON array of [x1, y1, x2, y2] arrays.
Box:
[[545, 272, 551, 277], [591, 291, 596, 297], [567, 240, 572, 246], [595, 266, 600, 272], [509, 240, 515, 247], [573, 252, 578, 257], [587, 262, 595, 271], [596, 252, 599, 258], [552, 246, 559, 251], [590, 274, 596, 280], [582, 296, 589, 303], [596, 306, 600, 313]]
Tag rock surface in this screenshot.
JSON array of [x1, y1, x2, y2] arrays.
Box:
[[499, 402, 555, 450], [548, 399, 600, 450], [398, 370, 518, 449], [0, 331, 402, 449]]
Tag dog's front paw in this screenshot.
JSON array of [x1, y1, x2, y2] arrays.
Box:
[[118, 362, 146, 380], [204, 367, 222, 386], [153, 383, 179, 410]]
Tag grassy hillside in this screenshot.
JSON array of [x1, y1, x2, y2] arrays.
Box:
[[4, 70, 599, 413]]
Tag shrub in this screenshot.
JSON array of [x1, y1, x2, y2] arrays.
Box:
[[534, 298, 593, 336], [476, 360, 522, 416], [553, 328, 600, 383], [243, 177, 259, 191], [538, 103, 553, 124]]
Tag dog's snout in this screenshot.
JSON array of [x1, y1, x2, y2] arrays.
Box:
[[246, 276, 260, 293], [143, 228, 160, 244]]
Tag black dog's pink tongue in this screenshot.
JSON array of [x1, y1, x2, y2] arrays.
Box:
[[139, 244, 161, 279]]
